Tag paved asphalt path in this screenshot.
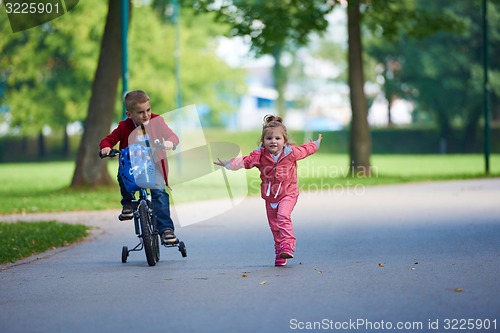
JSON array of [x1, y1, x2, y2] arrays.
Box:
[[1, 179, 499, 333]]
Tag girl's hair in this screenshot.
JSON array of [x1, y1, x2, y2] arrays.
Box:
[[260, 114, 288, 145], [123, 90, 150, 111]]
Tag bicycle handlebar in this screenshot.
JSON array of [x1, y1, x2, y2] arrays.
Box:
[[99, 149, 121, 159], [99, 140, 171, 160]]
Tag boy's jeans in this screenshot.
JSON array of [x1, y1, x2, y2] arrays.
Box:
[[118, 175, 175, 234]]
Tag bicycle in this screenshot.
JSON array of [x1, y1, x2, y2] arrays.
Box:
[[100, 148, 187, 266]]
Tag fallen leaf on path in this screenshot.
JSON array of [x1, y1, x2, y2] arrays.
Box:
[[378, 263, 384, 267], [241, 273, 248, 278], [259, 281, 267, 285], [454, 288, 463, 293]]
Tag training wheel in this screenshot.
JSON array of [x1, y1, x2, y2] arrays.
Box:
[[121, 246, 129, 263], [178, 241, 187, 258]]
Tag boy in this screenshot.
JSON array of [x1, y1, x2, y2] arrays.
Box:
[[100, 90, 179, 244]]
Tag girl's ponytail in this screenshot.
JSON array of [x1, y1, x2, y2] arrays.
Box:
[[263, 114, 283, 125]]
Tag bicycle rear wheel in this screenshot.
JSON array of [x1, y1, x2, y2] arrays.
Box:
[[153, 216, 160, 263], [139, 200, 157, 266]]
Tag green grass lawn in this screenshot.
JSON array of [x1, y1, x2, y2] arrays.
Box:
[[0, 154, 498, 214], [0, 221, 89, 264], [0, 161, 122, 214]]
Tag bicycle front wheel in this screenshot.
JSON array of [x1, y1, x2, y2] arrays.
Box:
[[139, 200, 157, 266]]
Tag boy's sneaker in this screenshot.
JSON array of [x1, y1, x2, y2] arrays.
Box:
[[161, 229, 177, 244], [279, 243, 294, 259], [119, 206, 134, 221], [275, 254, 287, 266]]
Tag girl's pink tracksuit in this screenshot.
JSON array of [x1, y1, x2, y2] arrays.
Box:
[[226, 141, 320, 255]]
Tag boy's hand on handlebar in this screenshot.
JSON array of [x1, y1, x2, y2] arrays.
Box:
[[100, 147, 112, 156], [163, 140, 174, 150], [99, 148, 120, 159]]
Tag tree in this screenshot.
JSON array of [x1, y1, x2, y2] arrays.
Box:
[[350, 0, 463, 165], [0, 0, 106, 157], [347, 0, 371, 173], [71, 0, 125, 187], [1, 0, 242, 169], [188, 1, 365, 171], [365, 0, 500, 152], [125, 3, 244, 120], [193, 0, 370, 172], [190, 0, 334, 117], [71, 1, 245, 187]]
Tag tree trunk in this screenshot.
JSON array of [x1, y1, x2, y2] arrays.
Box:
[[71, 0, 126, 188], [387, 100, 393, 127], [62, 125, 70, 157], [37, 130, 46, 159], [347, 0, 371, 175], [436, 105, 451, 154]]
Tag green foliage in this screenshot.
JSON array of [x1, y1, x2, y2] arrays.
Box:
[[0, 221, 89, 263], [188, 0, 336, 117], [0, 1, 106, 134], [114, 3, 245, 124], [365, 0, 500, 142], [190, 0, 335, 56], [364, 0, 466, 41], [0, 1, 245, 134]]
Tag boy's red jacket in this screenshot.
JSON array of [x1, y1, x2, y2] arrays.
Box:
[[227, 141, 319, 202], [100, 114, 179, 186], [99, 113, 179, 150]]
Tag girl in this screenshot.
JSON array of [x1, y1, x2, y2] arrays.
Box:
[[215, 115, 322, 266]]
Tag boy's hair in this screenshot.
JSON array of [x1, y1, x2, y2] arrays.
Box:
[[123, 90, 150, 112], [260, 114, 288, 145]]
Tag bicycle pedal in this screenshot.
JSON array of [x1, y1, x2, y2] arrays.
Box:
[[118, 214, 134, 221], [162, 239, 178, 245]]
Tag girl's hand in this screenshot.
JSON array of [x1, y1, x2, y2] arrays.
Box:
[[213, 158, 227, 167], [309, 134, 322, 144]]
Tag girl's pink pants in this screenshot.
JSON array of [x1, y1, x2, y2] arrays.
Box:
[[265, 195, 298, 253]]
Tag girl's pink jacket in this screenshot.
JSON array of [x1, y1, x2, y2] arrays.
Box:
[[226, 141, 319, 203]]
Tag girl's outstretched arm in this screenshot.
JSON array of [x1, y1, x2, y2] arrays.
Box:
[[214, 149, 261, 170], [295, 133, 322, 160]]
